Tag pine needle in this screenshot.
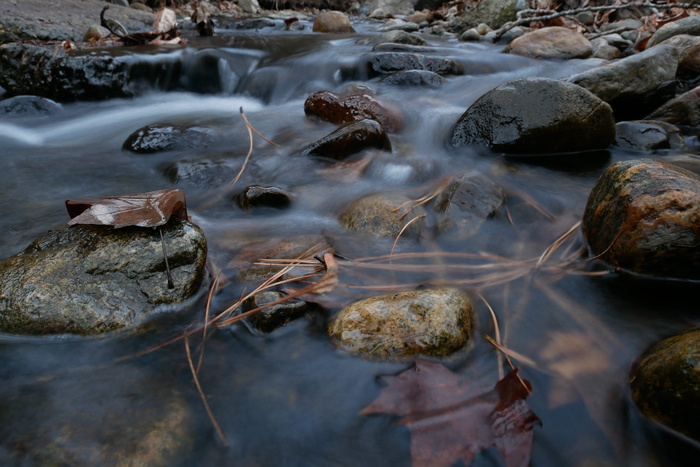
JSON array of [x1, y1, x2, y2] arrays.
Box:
[[390, 215, 425, 256]]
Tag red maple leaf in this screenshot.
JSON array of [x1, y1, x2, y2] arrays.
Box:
[[360, 360, 541, 467]]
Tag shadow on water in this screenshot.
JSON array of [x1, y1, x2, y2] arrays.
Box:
[[0, 20, 699, 466]]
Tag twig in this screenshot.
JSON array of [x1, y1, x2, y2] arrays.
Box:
[[185, 335, 228, 447], [494, 2, 700, 40]]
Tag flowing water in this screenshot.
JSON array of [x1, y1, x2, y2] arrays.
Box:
[[0, 18, 699, 466]]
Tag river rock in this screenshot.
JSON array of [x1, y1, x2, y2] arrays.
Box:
[[630, 327, 700, 441], [432, 171, 506, 236], [238, 0, 262, 14], [450, 77, 615, 154], [647, 16, 700, 48], [123, 124, 217, 153], [565, 45, 679, 117], [366, 30, 427, 47], [0, 95, 61, 115], [304, 90, 403, 133], [379, 70, 445, 87], [614, 121, 685, 151], [298, 119, 391, 160], [367, 0, 416, 16], [236, 185, 292, 210], [454, 0, 520, 29], [0, 42, 133, 101], [338, 192, 425, 238], [582, 159, 700, 280], [313, 11, 355, 33], [328, 288, 475, 359], [590, 38, 621, 60], [163, 159, 232, 188], [243, 291, 313, 333], [646, 85, 700, 127], [0, 218, 207, 335], [503, 27, 592, 60], [366, 52, 464, 76], [0, 364, 193, 466]]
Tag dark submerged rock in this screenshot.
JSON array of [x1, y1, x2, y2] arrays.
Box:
[[630, 327, 700, 441], [450, 77, 615, 154], [614, 121, 685, 151], [298, 119, 391, 160], [0, 218, 207, 335], [432, 171, 506, 236], [0, 95, 61, 115], [646, 85, 700, 127], [304, 90, 403, 133], [367, 52, 464, 76], [379, 70, 445, 88], [338, 192, 425, 238], [328, 288, 475, 360], [123, 124, 217, 153], [582, 159, 700, 280], [236, 185, 292, 210], [243, 291, 312, 333]]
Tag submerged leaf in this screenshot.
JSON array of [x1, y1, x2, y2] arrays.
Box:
[[360, 360, 540, 467], [65, 189, 188, 229]]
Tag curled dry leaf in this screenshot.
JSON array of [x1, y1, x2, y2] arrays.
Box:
[[65, 189, 188, 228], [153, 8, 178, 34], [360, 360, 540, 467]]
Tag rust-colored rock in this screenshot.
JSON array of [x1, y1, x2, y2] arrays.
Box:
[[304, 90, 403, 133], [582, 159, 700, 279], [298, 119, 391, 160], [312, 10, 355, 33], [504, 27, 592, 60]]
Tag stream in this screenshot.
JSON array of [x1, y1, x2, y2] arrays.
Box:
[[1, 17, 699, 466]]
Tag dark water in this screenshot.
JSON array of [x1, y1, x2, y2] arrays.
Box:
[[1, 17, 699, 466]]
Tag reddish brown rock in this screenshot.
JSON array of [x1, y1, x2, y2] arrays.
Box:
[[504, 27, 592, 60], [312, 11, 355, 33], [582, 159, 700, 280], [304, 90, 403, 133]]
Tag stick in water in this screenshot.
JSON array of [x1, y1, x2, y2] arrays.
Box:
[[159, 227, 175, 289]]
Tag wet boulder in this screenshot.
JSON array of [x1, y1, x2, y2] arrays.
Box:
[[630, 327, 700, 441], [367, 52, 464, 77], [338, 192, 425, 238], [298, 119, 391, 160], [163, 159, 232, 188], [0, 95, 61, 115], [432, 171, 506, 236], [123, 124, 217, 153], [0, 364, 193, 466], [614, 121, 685, 151], [366, 30, 427, 47], [582, 159, 700, 280], [242, 291, 313, 333], [313, 11, 355, 33], [503, 27, 592, 60], [0, 42, 133, 101], [646, 85, 700, 127], [0, 218, 207, 335], [450, 77, 615, 154], [328, 288, 475, 359], [304, 90, 403, 133], [647, 15, 700, 48], [236, 185, 292, 210], [565, 45, 679, 118]]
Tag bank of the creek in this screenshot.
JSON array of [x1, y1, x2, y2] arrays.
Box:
[[1, 2, 699, 466]]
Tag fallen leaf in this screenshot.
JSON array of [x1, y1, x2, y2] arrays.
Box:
[[153, 8, 178, 34], [65, 189, 188, 228], [360, 360, 540, 467]]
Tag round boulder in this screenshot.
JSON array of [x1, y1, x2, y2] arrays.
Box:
[[304, 90, 403, 133], [582, 159, 700, 280], [313, 11, 355, 33], [338, 192, 425, 238], [630, 327, 700, 441], [298, 119, 391, 160], [503, 27, 592, 60], [123, 124, 217, 153], [450, 77, 615, 154], [328, 288, 475, 359]]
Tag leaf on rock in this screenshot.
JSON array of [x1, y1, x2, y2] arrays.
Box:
[[65, 189, 188, 229], [360, 360, 540, 467]]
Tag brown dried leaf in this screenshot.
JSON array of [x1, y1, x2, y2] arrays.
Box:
[[153, 8, 178, 34], [360, 360, 540, 467], [65, 189, 188, 228]]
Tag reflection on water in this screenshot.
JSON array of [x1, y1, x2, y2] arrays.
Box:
[[1, 24, 699, 466]]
